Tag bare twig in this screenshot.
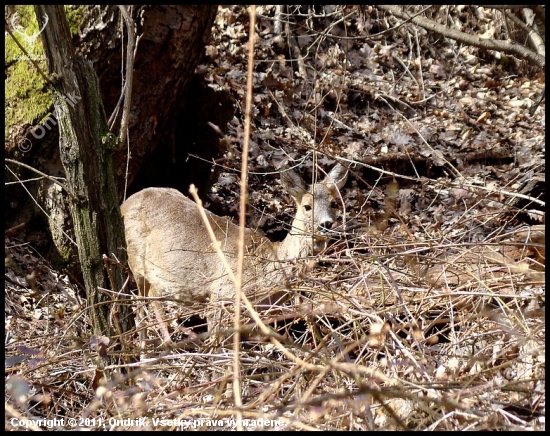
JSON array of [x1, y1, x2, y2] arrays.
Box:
[[529, 86, 545, 115], [502, 8, 545, 55], [231, 3, 259, 427], [5, 163, 77, 247], [114, 5, 136, 146], [377, 5, 545, 68], [5, 158, 70, 195], [520, 7, 545, 55], [478, 5, 539, 10]]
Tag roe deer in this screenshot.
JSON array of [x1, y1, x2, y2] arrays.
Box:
[[121, 163, 348, 347]]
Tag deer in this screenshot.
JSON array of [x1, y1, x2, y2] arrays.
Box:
[[120, 162, 348, 348]]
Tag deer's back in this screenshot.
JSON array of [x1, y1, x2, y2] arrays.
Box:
[[121, 187, 282, 303]]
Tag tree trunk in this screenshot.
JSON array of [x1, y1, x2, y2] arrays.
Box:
[[78, 5, 221, 194], [35, 5, 130, 343]]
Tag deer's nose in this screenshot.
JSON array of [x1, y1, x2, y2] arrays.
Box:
[[318, 219, 334, 231]]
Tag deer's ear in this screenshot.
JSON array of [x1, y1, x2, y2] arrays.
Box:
[[280, 168, 307, 200], [325, 163, 348, 190]]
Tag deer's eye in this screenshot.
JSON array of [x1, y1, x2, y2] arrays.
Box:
[[331, 201, 338, 209], [304, 204, 312, 212]]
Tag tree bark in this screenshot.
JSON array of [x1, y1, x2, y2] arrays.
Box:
[[35, 5, 131, 342], [78, 5, 222, 194]]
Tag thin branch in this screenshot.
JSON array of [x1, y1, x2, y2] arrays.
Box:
[[376, 5, 545, 68], [520, 7, 545, 55], [478, 5, 540, 10], [529, 86, 545, 115], [115, 5, 137, 146], [230, 4, 259, 427], [5, 158, 71, 195], [5, 163, 77, 247], [502, 9, 544, 55]]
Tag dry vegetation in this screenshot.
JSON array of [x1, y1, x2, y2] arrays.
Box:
[[5, 5, 545, 431]]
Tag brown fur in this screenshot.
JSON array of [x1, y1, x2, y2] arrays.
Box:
[[121, 163, 348, 346]]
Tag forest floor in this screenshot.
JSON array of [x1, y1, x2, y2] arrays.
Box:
[[5, 6, 544, 430]]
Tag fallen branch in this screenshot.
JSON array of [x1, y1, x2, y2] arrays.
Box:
[[376, 5, 545, 68]]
